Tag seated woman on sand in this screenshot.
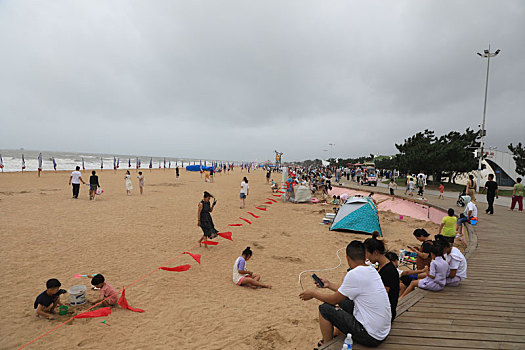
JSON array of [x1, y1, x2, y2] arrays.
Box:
[[232, 247, 271, 289]]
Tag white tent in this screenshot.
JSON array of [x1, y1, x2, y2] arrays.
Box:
[[293, 185, 312, 203]]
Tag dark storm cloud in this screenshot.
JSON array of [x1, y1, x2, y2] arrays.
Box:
[[1, 0, 523, 161]]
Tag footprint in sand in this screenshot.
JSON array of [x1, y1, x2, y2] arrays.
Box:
[[252, 242, 264, 249], [271, 255, 303, 263], [77, 339, 92, 347]]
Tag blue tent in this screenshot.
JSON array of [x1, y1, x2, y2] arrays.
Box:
[[330, 197, 382, 236], [186, 165, 213, 172]]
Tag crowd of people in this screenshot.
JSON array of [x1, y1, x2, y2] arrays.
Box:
[[37, 162, 521, 349], [299, 227, 467, 348]]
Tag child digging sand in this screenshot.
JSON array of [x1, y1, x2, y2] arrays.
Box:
[[233, 247, 271, 289], [34, 278, 67, 320], [89, 274, 119, 306]]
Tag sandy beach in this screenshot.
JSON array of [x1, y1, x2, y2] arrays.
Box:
[[1, 169, 441, 349]]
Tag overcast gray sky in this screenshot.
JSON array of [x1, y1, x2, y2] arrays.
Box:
[[1, 0, 523, 162]]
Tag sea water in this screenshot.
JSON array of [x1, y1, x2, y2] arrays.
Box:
[[0, 149, 231, 172]]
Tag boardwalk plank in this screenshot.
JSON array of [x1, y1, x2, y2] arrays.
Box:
[[390, 329, 525, 343], [390, 323, 525, 337]]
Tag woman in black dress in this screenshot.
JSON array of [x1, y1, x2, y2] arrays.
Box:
[[197, 191, 218, 248]]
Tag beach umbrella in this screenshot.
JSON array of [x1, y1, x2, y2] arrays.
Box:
[[38, 153, 43, 171], [52, 157, 57, 171], [22, 154, 26, 171], [0, 153, 3, 171], [82, 157, 85, 170]]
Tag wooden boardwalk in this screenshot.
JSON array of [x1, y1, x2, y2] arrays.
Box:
[[321, 188, 525, 350]]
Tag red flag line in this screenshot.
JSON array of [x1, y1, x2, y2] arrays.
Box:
[[17, 197, 276, 349]]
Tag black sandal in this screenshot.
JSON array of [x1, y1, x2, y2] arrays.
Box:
[[314, 339, 324, 349]]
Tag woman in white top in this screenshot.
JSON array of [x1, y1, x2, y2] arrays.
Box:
[[240, 177, 250, 209], [436, 235, 467, 286], [232, 247, 271, 289], [125, 170, 133, 196]]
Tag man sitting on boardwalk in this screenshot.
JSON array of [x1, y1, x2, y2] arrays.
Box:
[[299, 241, 391, 348]]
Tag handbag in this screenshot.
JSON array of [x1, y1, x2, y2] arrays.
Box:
[[96, 188, 103, 195]]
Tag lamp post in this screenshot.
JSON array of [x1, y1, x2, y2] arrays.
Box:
[[476, 45, 500, 192]]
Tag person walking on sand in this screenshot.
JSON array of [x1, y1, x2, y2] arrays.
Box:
[[89, 170, 100, 201], [137, 171, 145, 195], [175, 166, 180, 180], [125, 170, 133, 195], [240, 177, 249, 209], [69, 166, 85, 199], [197, 191, 218, 247]]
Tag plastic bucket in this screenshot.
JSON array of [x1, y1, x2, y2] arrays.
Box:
[[59, 305, 69, 315], [68, 285, 87, 305]]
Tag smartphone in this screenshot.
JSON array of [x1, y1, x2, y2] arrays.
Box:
[[312, 274, 324, 288]]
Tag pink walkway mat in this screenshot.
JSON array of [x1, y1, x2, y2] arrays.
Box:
[[329, 186, 445, 224]]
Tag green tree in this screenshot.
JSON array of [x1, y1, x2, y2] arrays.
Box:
[[508, 142, 525, 176], [395, 128, 480, 183], [395, 129, 437, 174]]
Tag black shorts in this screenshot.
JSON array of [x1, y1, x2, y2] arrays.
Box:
[[400, 274, 416, 287], [389, 188, 394, 195], [319, 299, 383, 347], [443, 235, 455, 244]]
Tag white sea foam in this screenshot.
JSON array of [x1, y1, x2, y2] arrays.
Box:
[[0, 149, 231, 172]]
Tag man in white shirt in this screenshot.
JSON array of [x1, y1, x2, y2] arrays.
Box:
[[69, 166, 86, 199], [300, 241, 391, 347], [457, 198, 477, 235]]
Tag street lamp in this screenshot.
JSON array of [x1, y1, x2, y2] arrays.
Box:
[[476, 45, 500, 192]]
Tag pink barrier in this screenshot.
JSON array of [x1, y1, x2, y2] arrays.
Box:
[[330, 186, 445, 224]]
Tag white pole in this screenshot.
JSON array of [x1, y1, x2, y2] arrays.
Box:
[[477, 46, 494, 192]]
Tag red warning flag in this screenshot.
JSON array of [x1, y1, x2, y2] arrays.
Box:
[[247, 212, 260, 218], [256, 207, 267, 211], [184, 252, 201, 264], [160, 265, 191, 272], [239, 217, 252, 224], [228, 223, 243, 227], [202, 241, 219, 245], [74, 307, 112, 319], [218, 231, 233, 241], [118, 287, 145, 313]]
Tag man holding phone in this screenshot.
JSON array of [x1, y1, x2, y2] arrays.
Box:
[[299, 241, 391, 348]]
